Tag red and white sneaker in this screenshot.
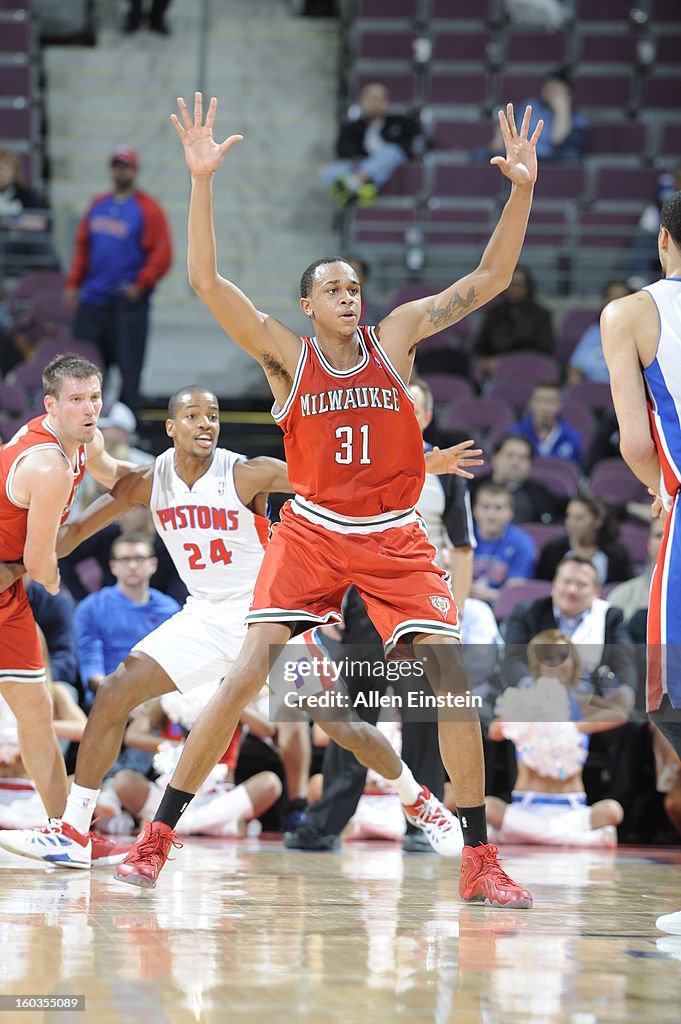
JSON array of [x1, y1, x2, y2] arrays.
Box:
[[114, 821, 182, 889], [402, 785, 464, 857], [459, 843, 533, 908], [89, 831, 133, 866], [0, 819, 90, 868]]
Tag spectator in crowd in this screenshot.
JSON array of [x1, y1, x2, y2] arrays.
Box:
[[123, 0, 173, 34], [471, 482, 536, 605], [568, 281, 633, 384], [25, 581, 79, 697], [73, 532, 180, 709], [489, 69, 588, 163], [503, 555, 638, 711], [65, 146, 172, 412], [536, 493, 634, 585], [511, 381, 582, 465], [628, 163, 681, 289], [474, 266, 554, 373], [608, 517, 665, 623], [0, 149, 56, 275], [319, 82, 421, 206], [486, 628, 624, 847], [471, 433, 562, 524]]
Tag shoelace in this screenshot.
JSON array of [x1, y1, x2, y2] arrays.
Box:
[[475, 844, 518, 886], [411, 796, 454, 833], [129, 826, 183, 862]]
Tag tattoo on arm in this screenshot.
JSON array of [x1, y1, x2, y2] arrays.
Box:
[[426, 287, 478, 328]]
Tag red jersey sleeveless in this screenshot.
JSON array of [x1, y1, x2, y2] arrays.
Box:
[[0, 415, 87, 561], [274, 326, 424, 522]]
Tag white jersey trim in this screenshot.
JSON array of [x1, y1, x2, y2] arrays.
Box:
[[310, 329, 369, 378], [385, 619, 461, 655], [5, 443, 69, 509], [291, 494, 418, 534], [367, 326, 415, 405], [272, 340, 307, 422]]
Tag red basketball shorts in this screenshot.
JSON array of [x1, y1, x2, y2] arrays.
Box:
[[0, 581, 45, 684], [247, 501, 460, 651]]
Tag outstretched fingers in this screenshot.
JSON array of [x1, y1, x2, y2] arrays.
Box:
[[497, 108, 512, 148], [506, 102, 518, 137], [194, 91, 203, 127], [219, 134, 244, 156], [176, 96, 193, 131], [205, 96, 218, 130], [530, 117, 544, 145]]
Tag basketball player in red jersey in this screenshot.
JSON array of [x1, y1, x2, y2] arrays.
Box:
[[0, 353, 136, 860], [115, 93, 543, 905]]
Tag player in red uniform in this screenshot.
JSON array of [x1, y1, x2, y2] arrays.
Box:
[[0, 353, 134, 858], [116, 93, 543, 905]]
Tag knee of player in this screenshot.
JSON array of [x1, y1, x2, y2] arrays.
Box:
[[25, 683, 55, 723], [94, 671, 142, 714], [664, 788, 681, 816], [112, 769, 148, 804], [601, 799, 624, 825], [261, 771, 283, 801]]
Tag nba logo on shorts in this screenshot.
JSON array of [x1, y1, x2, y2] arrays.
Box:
[[430, 596, 450, 620]]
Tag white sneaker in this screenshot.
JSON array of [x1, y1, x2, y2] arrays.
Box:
[[402, 785, 464, 857], [656, 910, 681, 935], [0, 819, 91, 868]]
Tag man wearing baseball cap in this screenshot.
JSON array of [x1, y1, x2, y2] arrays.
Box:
[[65, 145, 172, 414]]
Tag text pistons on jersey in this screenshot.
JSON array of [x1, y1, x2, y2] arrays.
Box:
[[156, 505, 240, 531], [300, 386, 401, 417]]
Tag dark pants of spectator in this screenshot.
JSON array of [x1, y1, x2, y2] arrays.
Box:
[[127, 0, 172, 27], [72, 295, 149, 413], [302, 669, 445, 838], [650, 696, 681, 761]]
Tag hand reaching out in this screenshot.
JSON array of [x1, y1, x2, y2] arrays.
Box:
[[171, 92, 243, 177], [424, 439, 484, 479], [490, 103, 543, 186]]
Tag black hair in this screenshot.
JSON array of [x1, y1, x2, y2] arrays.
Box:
[[543, 67, 572, 88], [567, 492, 620, 550], [42, 353, 102, 398], [299, 257, 353, 299], [510, 265, 535, 301], [168, 386, 218, 418], [110, 531, 154, 560], [661, 190, 681, 250], [554, 554, 599, 581], [494, 433, 533, 458]]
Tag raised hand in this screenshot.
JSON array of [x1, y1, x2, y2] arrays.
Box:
[[490, 103, 543, 186], [171, 92, 243, 177], [424, 439, 484, 479]]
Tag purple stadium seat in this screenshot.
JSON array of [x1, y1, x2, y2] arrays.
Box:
[[578, 32, 638, 64], [574, 0, 634, 21], [572, 74, 633, 110], [535, 166, 586, 202], [390, 282, 447, 307], [0, 20, 31, 52], [355, 71, 418, 106], [0, 0, 33, 8], [422, 374, 475, 405], [9, 359, 44, 396], [0, 414, 25, 444], [0, 105, 31, 139], [357, 0, 419, 17], [431, 0, 496, 18], [357, 31, 418, 62], [34, 336, 103, 370], [493, 351, 560, 384], [487, 377, 535, 410], [561, 400, 597, 454], [618, 520, 651, 567], [351, 205, 417, 246], [0, 63, 31, 97], [506, 33, 568, 64], [431, 31, 491, 62], [555, 308, 599, 364], [424, 201, 496, 245], [586, 123, 646, 157], [576, 209, 640, 250], [529, 456, 581, 497], [27, 292, 71, 326], [590, 459, 648, 503], [524, 207, 572, 247], [440, 396, 515, 437], [651, 0, 681, 23], [565, 380, 613, 412], [642, 74, 681, 111], [427, 71, 490, 107], [0, 380, 27, 415], [493, 580, 553, 621], [519, 521, 567, 552], [380, 163, 424, 198], [661, 123, 681, 157], [498, 73, 542, 106], [431, 163, 502, 200], [14, 271, 66, 298], [592, 165, 661, 204], [655, 35, 681, 67], [433, 116, 494, 153]]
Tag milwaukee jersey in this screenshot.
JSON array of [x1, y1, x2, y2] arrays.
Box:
[[644, 278, 681, 503], [274, 326, 424, 527], [150, 448, 269, 602], [0, 415, 87, 561]]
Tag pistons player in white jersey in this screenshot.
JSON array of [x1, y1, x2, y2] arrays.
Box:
[[602, 187, 681, 937], [107, 93, 545, 903], [0, 385, 470, 867]]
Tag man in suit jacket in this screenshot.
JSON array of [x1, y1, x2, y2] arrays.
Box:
[[503, 555, 638, 708]]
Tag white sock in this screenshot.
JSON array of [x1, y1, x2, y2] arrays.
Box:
[[63, 784, 101, 835], [386, 762, 422, 805]]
